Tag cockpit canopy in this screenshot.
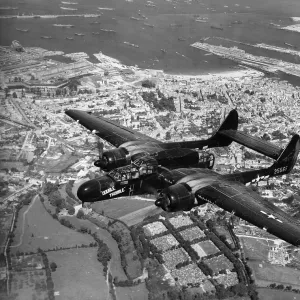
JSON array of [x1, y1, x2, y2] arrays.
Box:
[[107, 156, 158, 182]]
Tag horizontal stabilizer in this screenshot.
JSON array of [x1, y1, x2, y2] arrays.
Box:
[[218, 130, 283, 160]]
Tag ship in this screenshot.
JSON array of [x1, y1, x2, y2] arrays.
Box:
[[284, 42, 296, 48], [61, 1, 78, 4], [60, 6, 78, 11], [90, 21, 101, 24], [65, 37, 74, 40], [178, 37, 186, 41], [100, 29, 116, 33], [16, 28, 29, 32], [92, 32, 101, 35], [143, 23, 154, 28], [130, 16, 141, 21], [53, 24, 74, 28], [211, 25, 223, 30], [124, 41, 139, 48], [41, 36, 52, 39], [75, 33, 85, 36], [161, 49, 166, 53]]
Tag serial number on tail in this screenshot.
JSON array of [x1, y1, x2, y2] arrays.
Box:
[[274, 166, 288, 174]]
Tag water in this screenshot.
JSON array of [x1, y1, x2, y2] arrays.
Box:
[[1, 0, 300, 75]]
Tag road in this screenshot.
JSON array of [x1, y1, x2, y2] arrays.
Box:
[[11, 195, 39, 248], [3, 183, 34, 202]]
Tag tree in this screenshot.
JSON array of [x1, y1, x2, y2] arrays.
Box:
[[77, 209, 85, 219], [141, 79, 155, 88], [12, 92, 18, 98], [50, 262, 57, 272]]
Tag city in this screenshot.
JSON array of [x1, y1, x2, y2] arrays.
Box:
[[1, 22, 300, 300]]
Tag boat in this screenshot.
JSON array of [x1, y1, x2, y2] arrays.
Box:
[[61, 1, 78, 4], [92, 32, 100, 35], [100, 29, 116, 33], [178, 37, 186, 41], [130, 16, 141, 21], [161, 49, 166, 53], [124, 41, 139, 48], [143, 23, 154, 28], [60, 6, 78, 11], [284, 42, 296, 48], [41, 36, 52, 39], [211, 25, 223, 30], [75, 33, 85, 36], [16, 28, 29, 32], [53, 24, 74, 28], [90, 21, 101, 24], [65, 37, 74, 40]]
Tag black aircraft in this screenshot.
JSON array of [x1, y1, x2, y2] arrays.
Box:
[[65, 109, 300, 246]]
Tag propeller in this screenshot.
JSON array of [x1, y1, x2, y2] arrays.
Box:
[[155, 193, 171, 211]]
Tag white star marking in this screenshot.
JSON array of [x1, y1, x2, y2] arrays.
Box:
[[267, 214, 276, 219]]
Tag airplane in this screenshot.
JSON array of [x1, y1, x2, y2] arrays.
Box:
[[65, 109, 300, 246], [77, 134, 300, 247], [65, 109, 284, 172]]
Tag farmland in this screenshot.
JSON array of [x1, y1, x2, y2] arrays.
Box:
[[150, 234, 179, 252], [204, 255, 234, 275], [170, 263, 206, 285], [248, 261, 300, 288], [92, 197, 154, 219], [257, 288, 300, 300], [11, 197, 94, 254], [162, 248, 190, 270], [36, 153, 78, 173], [0, 212, 13, 252], [191, 240, 219, 258], [240, 236, 270, 261], [10, 254, 48, 300], [47, 248, 107, 300], [169, 215, 193, 229], [179, 226, 205, 242]]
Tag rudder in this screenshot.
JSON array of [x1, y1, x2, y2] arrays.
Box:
[[270, 134, 300, 176]]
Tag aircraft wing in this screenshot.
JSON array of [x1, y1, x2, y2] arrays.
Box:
[[218, 130, 283, 160], [195, 180, 300, 246], [65, 109, 159, 147]]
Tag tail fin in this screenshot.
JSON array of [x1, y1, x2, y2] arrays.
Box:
[[269, 134, 300, 176], [209, 109, 239, 147]]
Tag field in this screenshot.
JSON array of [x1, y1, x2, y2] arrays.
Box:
[[248, 261, 300, 288], [204, 255, 234, 275], [62, 215, 128, 281], [240, 236, 270, 261], [11, 197, 94, 254], [10, 269, 48, 300], [47, 248, 108, 300], [10, 254, 48, 300], [36, 153, 78, 173], [92, 197, 154, 219], [116, 283, 149, 300], [257, 288, 300, 300], [0, 212, 13, 252], [110, 221, 143, 279]]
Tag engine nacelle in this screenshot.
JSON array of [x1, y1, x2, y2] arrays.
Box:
[[94, 147, 129, 171], [155, 183, 195, 212]]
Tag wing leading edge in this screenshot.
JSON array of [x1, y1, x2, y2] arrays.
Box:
[[65, 109, 159, 147], [195, 181, 300, 247]]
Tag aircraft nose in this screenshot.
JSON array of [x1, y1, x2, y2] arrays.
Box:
[[77, 179, 101, 202]]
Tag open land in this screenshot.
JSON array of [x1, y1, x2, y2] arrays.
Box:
[[0, 213, 13, 250], [11, 197, 94, 254], [10, 254, 48, 300], [257, 288, 300, 300], [248, 261, 300, 288], [92, 197, 154, 219], [47, 248, 107, 300], [36, 154, 78, 173], [240, 236, 270, 261]]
